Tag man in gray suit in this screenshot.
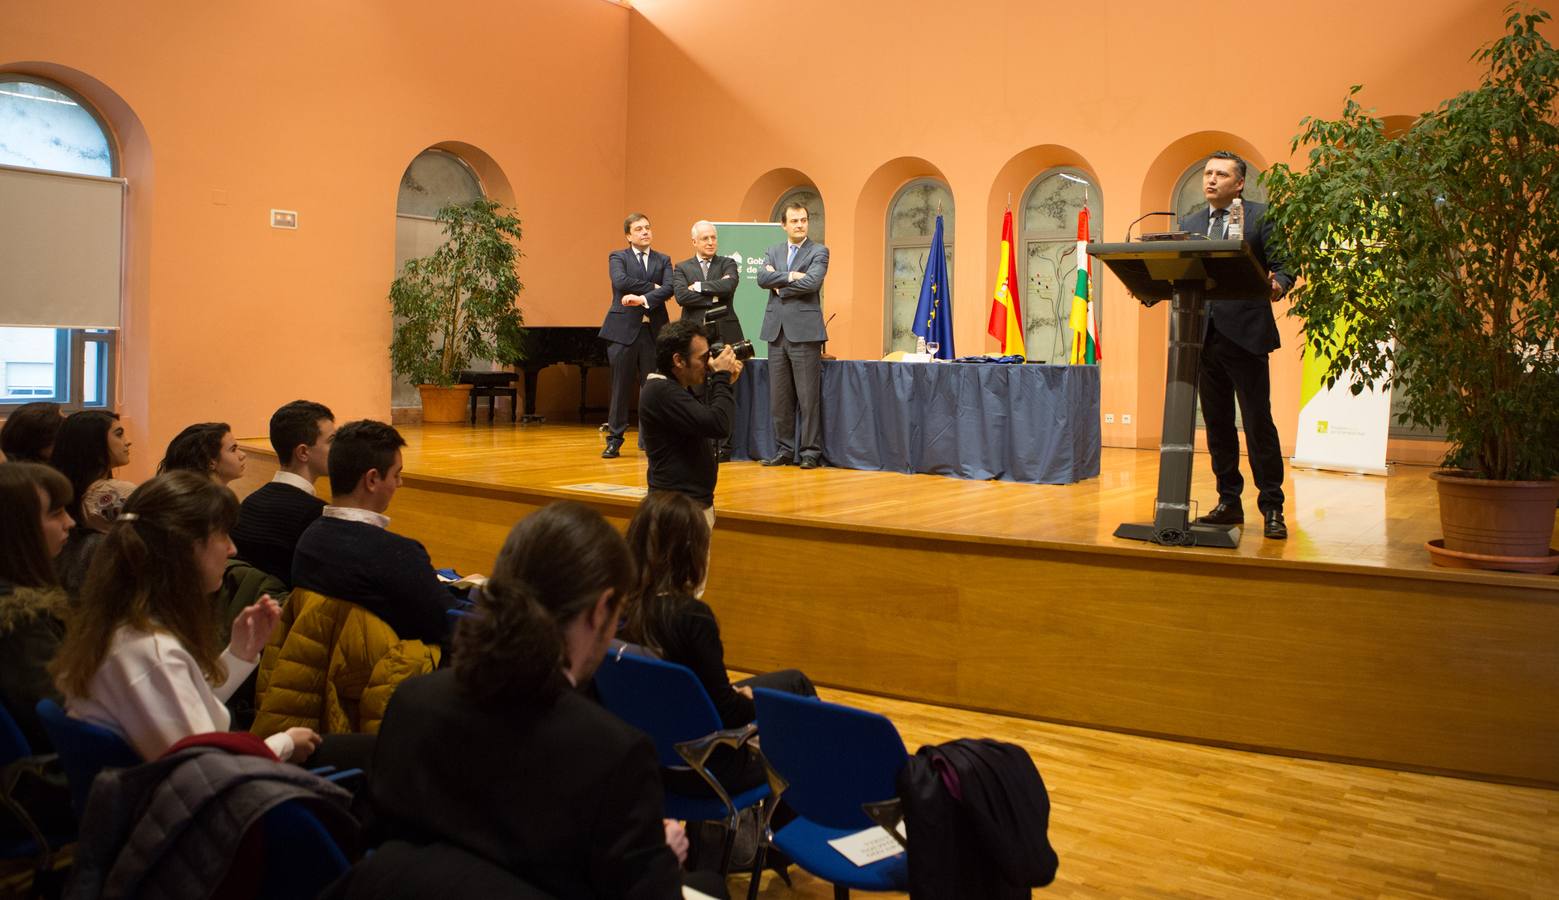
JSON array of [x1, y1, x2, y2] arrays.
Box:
[[756, 201, 829, 469]]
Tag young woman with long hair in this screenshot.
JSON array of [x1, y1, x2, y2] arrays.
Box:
[[622, 490, 815, 730], [158, 422, 247, 486], [0, 462, 74, 751], [50, 410, 133, 532], [50, 471, 319, 763], [364, 502, 719, 898]]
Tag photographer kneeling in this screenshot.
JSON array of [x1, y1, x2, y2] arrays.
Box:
[[640, 319, 745, 528]]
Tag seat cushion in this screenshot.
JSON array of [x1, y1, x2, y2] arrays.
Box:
[[771, 816, 908, 891]]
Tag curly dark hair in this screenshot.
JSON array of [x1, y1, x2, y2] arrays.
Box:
[[453, 502, 634, 708], [157, 422, 230, 477]]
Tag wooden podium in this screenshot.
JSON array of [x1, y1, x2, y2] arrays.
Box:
[[1088, 238, 1272, 548]]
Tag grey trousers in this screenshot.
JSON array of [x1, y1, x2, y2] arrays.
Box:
[[768, 333, 823, 461], [605, 325, 655, 441]]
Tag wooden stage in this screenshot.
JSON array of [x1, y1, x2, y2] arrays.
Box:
[[234, 423, 1559, 787]]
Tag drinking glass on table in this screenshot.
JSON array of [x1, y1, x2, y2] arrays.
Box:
[[926, 341, 940, 360]]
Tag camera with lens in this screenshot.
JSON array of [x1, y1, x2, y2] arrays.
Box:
[[710, 339, 755, 362], [703, 307, 755, 361]]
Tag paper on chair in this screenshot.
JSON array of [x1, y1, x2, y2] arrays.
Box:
[[683, 887, 720, 900], [827, 823, 907, 867]]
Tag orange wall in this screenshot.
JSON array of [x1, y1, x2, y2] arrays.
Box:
[[4, 0, 1548, 468], [623, 0, 1534, 452], [2, 0, 630, 478]]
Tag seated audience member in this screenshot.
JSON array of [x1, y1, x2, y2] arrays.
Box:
[[0, 463, 73, 751], [232, 401, 334, 585], [289, 420, 453, 643], [158, 422, 247, 486], [51, 471, 321, 763], [0, 401, 64, 462], [51, 410, 134, 532], [623, 490, 816, 730], [369, 501, 717, 899]]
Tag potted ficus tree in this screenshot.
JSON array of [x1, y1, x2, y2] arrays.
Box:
[[390, 198, 526, 423], [1264, 4, 1559, 574]]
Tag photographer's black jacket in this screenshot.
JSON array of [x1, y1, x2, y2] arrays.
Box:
[[639, 371, 734, 507]]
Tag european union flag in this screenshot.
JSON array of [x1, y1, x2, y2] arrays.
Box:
[[912, 215, 954, 359]]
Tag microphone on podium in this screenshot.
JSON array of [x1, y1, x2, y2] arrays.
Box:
[[1124, 211, 1185, 242]]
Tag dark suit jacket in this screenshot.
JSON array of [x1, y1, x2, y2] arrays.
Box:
[[755, 239, 829, 343], [600, 247, 673, 346], [1178, 200, 1294, 355], [671, 254, 739, 324], [370, 669, 685, 900]]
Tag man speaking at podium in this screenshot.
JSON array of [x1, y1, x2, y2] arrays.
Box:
[[1179, 151, 1295, 540]]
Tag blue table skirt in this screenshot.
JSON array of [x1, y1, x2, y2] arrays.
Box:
[[730, 359, 1101, 485]]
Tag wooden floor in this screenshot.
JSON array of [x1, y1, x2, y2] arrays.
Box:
[[729, 678, 1559, 899], [277, 422, 1557, 581]]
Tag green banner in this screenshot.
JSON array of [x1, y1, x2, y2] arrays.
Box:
[[712, 221, 785, 359]]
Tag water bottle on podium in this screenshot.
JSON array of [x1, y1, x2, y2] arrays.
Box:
[[1228, 197, 1244, 241]]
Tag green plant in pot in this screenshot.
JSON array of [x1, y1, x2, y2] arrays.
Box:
[[1264, 5, 1558, 574], [390, 198, 526, 423]]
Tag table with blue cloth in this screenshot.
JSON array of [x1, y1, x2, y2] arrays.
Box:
[[729, 359, 1100, 484]]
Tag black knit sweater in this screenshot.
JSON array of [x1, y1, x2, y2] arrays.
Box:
[[290, 516, 454, 643], [640, 371, 734, 507], [232, 482, 325, 587]]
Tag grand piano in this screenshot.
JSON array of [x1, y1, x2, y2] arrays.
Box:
[[502, 326, 610, 423]]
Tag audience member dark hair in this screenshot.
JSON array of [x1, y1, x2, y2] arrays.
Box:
[[622, 491, 709, 655], [328, 420, 406, 496], [157, 422, 230, 477], [622, 212, 650, 234], [50, 411, 123, 525], [454, 502, 633, 707], [0, 401, 64, 462], [0, 462, 72, 589], [270, 400, 335, 465], [655, 319, 707, 378], [51, 471, 238, 698]]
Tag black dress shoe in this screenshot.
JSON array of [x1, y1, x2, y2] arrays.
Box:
[[1195, 502, 1244, 526], [798, 456, 821, 470], [761, 453, 794, 467], [601, 441, 622, 459], [1263, 510, 1288, 540]]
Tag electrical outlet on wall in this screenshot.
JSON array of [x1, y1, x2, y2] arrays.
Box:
[[1104, 413, 1115, 424], [1122, 414, 1132, 424]]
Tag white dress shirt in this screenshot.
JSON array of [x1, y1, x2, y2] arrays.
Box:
[[271, 470, 316, 496], [322, 505, 391, 529]]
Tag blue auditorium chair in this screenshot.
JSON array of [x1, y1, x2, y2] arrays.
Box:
[[750, 688, 910, 899], [592, 650, 782, 878], [34, 698, 140, 820]]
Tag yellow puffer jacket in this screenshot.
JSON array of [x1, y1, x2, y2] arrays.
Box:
[[251, 588, 441, 736]]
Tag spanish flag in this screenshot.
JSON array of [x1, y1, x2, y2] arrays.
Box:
[[987, 209, 1026, 358], [1068, 206, 1100, 364]]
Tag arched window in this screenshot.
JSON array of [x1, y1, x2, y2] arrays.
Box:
[[392, 149, 487, 408], [771, 186, 824, 245], [0, 76, 119, 409], [1019, 168, 1101, 364], [885, 179, 953, 354]]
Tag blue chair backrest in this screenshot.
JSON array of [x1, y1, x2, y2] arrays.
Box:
[[34, 699, 141, 817], [752, 687, 909, 830], [592, 652, 725, 769], [257, 800, 351, 899], [0, 700, 32, 763]]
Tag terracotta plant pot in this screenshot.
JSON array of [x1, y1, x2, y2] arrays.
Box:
[[1429, 470, 1559, 571], [417, 383, 473, 424]]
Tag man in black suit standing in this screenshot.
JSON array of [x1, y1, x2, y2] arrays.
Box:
[[599, 213, 672, 459], [756, 201, 829, 469], [672, 220, 743, 461], [1179, 151, 1296, 539]]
